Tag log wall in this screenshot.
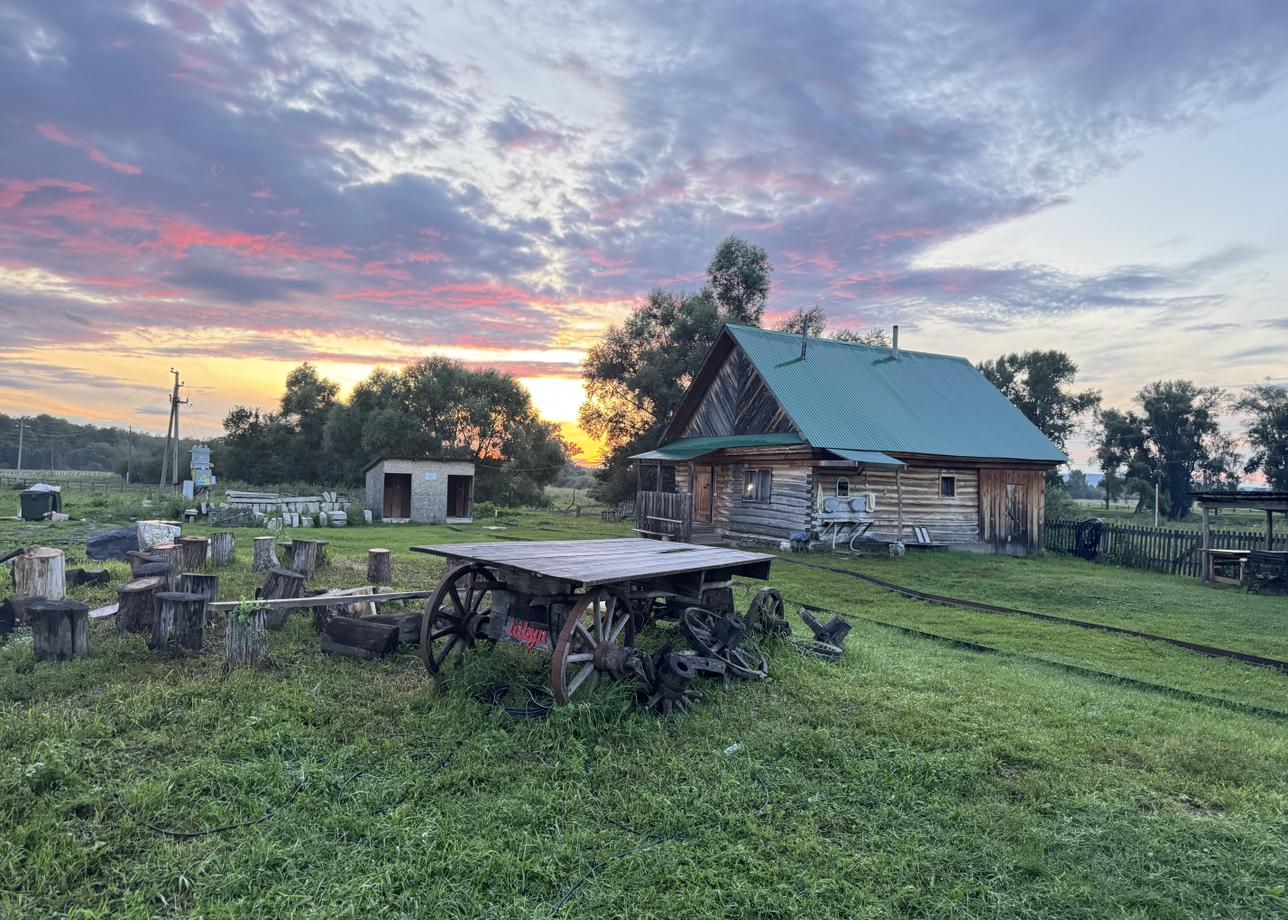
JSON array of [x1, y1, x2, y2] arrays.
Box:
[[714, 462, 814, 543], [680, 349, 797, 439], [812, 465, 981, 544]]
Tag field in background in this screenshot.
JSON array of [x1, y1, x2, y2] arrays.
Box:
[[1072, 498, 1270, 534], [2, 492, 1287, 917]]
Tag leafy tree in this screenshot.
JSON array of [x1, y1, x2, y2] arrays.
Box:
[[1095, 382, 1228, 520], [831, 327, 890, 346], [581, 236, 773, 502], [978, 351, 1100, 454], [775, 305, 827, 336], [1236, 382, 1288, 490], [706, 235, 772, 324], [279, 363, 340, 482]]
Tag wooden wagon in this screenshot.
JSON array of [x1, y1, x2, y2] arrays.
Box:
[[411, 538, 775, 704]]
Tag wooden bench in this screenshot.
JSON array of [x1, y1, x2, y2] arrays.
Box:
[[1204, 547, 1249, 586]]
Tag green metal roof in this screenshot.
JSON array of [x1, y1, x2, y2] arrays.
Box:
[[723, 325, 1066, 463], [825, 448, 905, 468], [631, 432, 805, 461]]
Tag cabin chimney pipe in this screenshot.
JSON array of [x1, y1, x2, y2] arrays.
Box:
[[800, 327, 807, 359], [892, 325, 899, 358]]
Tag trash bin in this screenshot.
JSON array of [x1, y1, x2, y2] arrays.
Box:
[[20, 488, 63, 521]]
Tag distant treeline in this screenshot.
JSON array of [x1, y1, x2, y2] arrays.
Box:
[[0, 413, 182, 482]]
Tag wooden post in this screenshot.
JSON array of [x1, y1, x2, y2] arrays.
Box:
[[152, 592, 206, 652], [116, 576, 163, 633], [288, 539, 324, 577], [1268, 510, 1275, 551], [895, 467, 904, 546], [178, 535, 209, 570], [320, 616, 399, 659], [252, 536, 279, 572], [367, 548, 392, 584], [1201, 505, 1211, 582], [224, 605, 269, 668], [261, 567, 307, 628], [14, 547, 66, 600], [30, 600, 90, 661], [209, 532, 236, 565]]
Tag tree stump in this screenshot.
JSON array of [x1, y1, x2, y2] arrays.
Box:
[[1, 596, 45, 629], [126, 551, 167, 576], [320, 616, 399, 659], [117, 576, 163, 633], [179, 573, 219, 603], [225, 605, 269, 668], [151, 592, 206, 652], [14, 547, 66, 601], [29, 600, 90, 661], [260, 568, 306, 628], [252, 536, 279, 573], [209, 532, 236, 565], [288, 539, 324, 577], [135, 561, 178, 592], [151, 542, 183, 574], [178, 535, 209, 570], [367, 548, 392, 584]]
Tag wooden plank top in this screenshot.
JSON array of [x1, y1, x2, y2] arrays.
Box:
[[410, 538, 774, 587]]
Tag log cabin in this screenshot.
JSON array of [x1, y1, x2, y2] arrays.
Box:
[[631, 324, 1065, 555]]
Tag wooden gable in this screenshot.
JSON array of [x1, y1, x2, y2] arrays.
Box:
[[679, 342, 798, 439]]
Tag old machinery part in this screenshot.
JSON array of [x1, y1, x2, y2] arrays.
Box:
[[745, 587, 790, 638], [638, 647, 702, 716], [680, 606, 769, 681], [797, 606, 851, 655]]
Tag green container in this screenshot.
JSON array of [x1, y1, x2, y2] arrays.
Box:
[[19, 489, 62, 521]]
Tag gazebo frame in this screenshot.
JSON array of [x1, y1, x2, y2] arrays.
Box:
[[1190, 491, 1288, 583]]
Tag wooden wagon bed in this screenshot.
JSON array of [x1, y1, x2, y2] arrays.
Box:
[[410, 537, 773, 587]]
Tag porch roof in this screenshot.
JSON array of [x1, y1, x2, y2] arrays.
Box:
[[630, 432, 805, 461], [824, 448, 905, 468]]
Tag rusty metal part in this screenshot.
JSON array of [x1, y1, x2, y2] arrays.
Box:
[[638, 647, 702, 716], [680, 606, 769, 681], [745, 586, 790, 637], [798, 607, 852, 649], [420, 563, 499, 677], [550, 589, 638, 704]]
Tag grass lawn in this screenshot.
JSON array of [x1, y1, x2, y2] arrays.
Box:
[[2, 499, 1287, 918], [1071, 500, 1272, 535]]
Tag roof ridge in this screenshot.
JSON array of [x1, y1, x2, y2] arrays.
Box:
[[727, 323, 971, 363]]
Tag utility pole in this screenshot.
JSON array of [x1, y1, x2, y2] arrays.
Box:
[[1154, 480, 1160, 528], [15, 418, 23, 472], [158, 369, 189, 489], [126, 425, 133, 485]]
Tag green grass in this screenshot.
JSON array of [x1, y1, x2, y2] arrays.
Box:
[[1072, 499, 1271, 535], [2, 503, 1288, 917]]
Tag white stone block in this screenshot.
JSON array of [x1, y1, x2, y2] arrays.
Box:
[[363, 509, 373, 524]]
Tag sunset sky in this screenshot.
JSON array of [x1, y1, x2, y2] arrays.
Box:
[[2, 1, 1286, 467]]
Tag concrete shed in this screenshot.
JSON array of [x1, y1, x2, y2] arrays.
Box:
[[364, 458, 475, 523]]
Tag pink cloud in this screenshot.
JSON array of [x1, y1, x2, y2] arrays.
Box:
[[35, 122, 142, 176], [155, 218, 348, 262]]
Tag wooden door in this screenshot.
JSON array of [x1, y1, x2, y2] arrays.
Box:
[[383, 473, 411, 518], [1005, 481, 1028, 546], [447, 475, 473, 518], [693, 465, 714, 524]]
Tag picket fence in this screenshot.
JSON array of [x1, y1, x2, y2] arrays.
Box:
[[1045, 518, 1288, 578]]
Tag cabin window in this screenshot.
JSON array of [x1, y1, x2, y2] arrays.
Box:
[[940, 475, 956, 497], [836, 477, 850, 497], [743, 468, 772, 502]]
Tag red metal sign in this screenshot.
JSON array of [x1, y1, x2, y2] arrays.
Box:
[[506, 619, 549, 650]]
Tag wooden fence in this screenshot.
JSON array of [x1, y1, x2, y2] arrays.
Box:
[[1046, 518, 1288, 578], [635, 490, 693, 541]]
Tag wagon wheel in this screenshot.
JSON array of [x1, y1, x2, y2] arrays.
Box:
[[550, 589, 639, 704], [681, 606, 769, 680], [421, 563, 499, 677], [745, 586, 789, 637]]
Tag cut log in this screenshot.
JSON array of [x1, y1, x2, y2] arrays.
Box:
[[1, 595, 45, 628], [177, 535, 209, 570], [127, 551, 167, 576], [288, 539, 324, 577], [252, 536, 279, 573], [311, 585, 379, 632], [179, 572, 219, 604], [209, 532, 236, 565], [224, 604, 269, 668], [134, 561, 178, 592], [14, 547, 66, 601], [151, 591, 206, 652], [320, 616, 398, 659], [367, 548, 392, 584], [151, 542, 182, 574], [117, 576, 163, 633], [67, 567, 110, 588], [30, 600, 90, 661], [260, 567, 306, 628], [366, 612, 422, 644]]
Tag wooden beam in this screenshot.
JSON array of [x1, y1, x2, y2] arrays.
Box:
[[208, 589, 434, 613], [1201, 505, 1211, 582]]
